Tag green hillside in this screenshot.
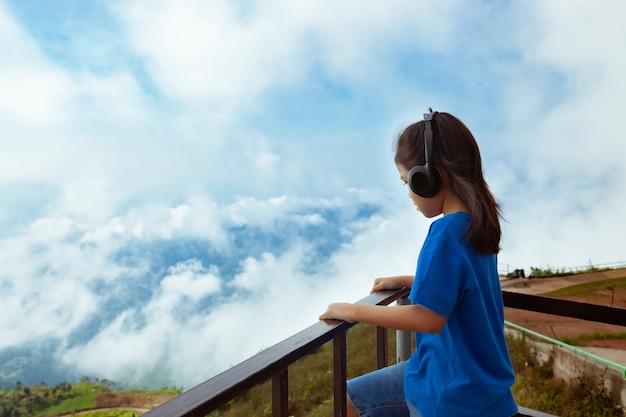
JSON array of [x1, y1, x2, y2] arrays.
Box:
[[0, 379, 179, 417]]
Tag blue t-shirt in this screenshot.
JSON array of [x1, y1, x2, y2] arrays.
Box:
[[405, 212, 517, 417]]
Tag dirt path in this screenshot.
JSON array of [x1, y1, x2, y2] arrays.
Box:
[[501, 268, 626, 366]]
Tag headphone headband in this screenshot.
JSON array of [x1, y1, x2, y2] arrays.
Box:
[[423, 111, 434, 164], [407, 109, 441, 198]]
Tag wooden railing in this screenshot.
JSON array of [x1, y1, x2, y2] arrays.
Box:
[[143, 289, 626, 417]]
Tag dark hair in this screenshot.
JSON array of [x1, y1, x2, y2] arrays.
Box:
[[394, 111, 502, 254]]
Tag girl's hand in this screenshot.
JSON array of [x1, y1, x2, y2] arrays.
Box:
[[371, 275, 413, 293], [319, 303, 356, 323]]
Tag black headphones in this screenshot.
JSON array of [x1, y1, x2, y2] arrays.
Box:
[[407, 110, 441, 198]]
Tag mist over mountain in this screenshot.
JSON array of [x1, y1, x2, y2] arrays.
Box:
[[1, 193, 417, 390]]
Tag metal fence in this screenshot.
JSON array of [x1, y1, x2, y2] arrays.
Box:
[[498, 261, 626, 277], [143, 289, 626, 417]]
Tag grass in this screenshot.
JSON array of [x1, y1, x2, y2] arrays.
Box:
[[528, 263, 617, 278], [508, 335, 622, 416], [42, 391, 95, 414], [543, 277, 626, 298], [559, 331, 626, 346], [508, 272, 625, 415]]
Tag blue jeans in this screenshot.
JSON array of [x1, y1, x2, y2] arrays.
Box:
[[346, 361, 422, 417]]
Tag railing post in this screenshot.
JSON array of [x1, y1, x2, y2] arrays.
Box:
[[396, 296, 412, 362], [333, 333, 347, 417], [272, 368, 288, 417]]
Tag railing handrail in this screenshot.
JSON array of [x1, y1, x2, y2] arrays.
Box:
[[502, 291, 626, 326], [143, 287, 410, 417]]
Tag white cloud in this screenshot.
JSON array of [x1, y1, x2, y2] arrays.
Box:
[[38, 190, 419, 387], [485, 0, 626, 271], [60, 309, 161, 382], [0, 253, 99, 349], [528, 1, 626, 74], [114, 0, 305, 108], [160, 259, 221, 300], [243, 134, 280, 173], [0, 3, 73, 127], [232, 252, 278, 291], [113, 0, 459, 111]]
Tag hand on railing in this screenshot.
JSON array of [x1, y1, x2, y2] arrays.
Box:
[[319, 303, 358, 322], [320, 276, 412, 322], [370, 275, 413, 293]]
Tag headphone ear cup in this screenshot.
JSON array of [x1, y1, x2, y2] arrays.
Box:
[[408, 163, 441, 198]]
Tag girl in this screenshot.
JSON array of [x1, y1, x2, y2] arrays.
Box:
[[320, 110, 518, 417]]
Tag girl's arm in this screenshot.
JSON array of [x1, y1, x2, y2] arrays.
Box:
[[319, 303, 446, 334]]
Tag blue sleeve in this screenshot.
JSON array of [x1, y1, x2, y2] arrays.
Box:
[[409, 237, 466, 318]]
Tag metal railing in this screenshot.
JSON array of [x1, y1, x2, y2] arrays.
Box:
[[143, 288, 410, 417], [143, 289, 626, 417]]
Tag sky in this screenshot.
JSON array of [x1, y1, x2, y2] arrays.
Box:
[[1, 0, 625, 389]]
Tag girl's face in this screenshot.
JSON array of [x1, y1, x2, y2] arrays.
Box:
[[396, 164, 443, 218]]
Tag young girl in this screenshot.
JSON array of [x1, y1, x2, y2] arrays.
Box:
[[320, 110, 518, 417]]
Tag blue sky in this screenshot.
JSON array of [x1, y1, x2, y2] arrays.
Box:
[[1, 0, 625, 389]]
